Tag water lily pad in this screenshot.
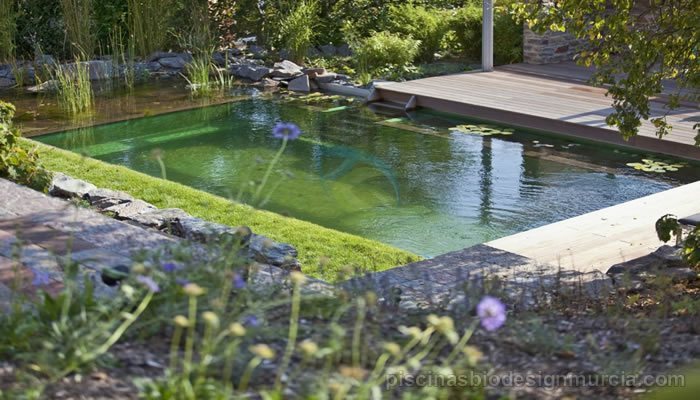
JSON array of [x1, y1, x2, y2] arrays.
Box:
[[449, 124, 515, 136], [626, 157, 684, 174]]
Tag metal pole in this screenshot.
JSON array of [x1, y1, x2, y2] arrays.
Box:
[[482, 0, 494, 72]]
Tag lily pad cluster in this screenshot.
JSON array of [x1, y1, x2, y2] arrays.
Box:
[[450, 124, 515, 136], [287, 92, 354, 105], [626, 159, 685, 173]]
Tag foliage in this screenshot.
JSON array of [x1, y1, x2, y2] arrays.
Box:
[[0, 102, 52, 190], [27, 139, 421, 281], [277, 0, 319, 65], [15, 0, 67, 59], [512, 0, 700, 144], [656, 214, 699, 268], [127, 0, 175, 57], [60, 0, 95, 57], [386, 4, 453, 62], [0, 0, 17, 62], [452, 2, 523, 65], [353, 31, 420, 75], [52, 56, 94, 115]]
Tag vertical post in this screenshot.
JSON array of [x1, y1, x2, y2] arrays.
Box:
[[482, 0, 494, 72]]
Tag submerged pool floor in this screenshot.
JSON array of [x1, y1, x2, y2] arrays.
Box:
[[37, 93, 700, 257]]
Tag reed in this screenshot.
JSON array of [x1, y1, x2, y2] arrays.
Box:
[[53, 55, 94, 115], [0, 0, 16, 62], [60, 0, 94, 57], [127, 0, 173, 57]]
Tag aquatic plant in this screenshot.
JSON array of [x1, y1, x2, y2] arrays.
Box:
[[127, 0, 174, 57], [450, 124, 515, 136], [626, 158, 685, 173], [52, 56, 94, 115]]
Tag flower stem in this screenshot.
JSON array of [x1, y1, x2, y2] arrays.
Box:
[[252, 137, 288, 204], [274, 279, 302, 390]]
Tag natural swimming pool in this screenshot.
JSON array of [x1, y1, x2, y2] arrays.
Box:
[[36, 90, 700, 257]]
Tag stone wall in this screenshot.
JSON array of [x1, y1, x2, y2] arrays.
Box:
[[523, 26, 583, 65]]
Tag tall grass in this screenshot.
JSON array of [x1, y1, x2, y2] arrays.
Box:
[[278, 0, 319, 65], [128, 0, 173, 57], [53, 55, 94, 115], [60, 0, 94, 57], [109, 27, 137, 90], [0, 0, 16, 62]]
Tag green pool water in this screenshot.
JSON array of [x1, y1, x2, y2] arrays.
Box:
[[37, 92, 700, 257]]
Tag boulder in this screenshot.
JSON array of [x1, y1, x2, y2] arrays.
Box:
[[146, 61, 162, 72], [128, 208, 190, 230], [248, 234, 300, 270], [159, 56, 187, 70], [234, 65, 272, 81], [248, 45, 267, 58], [49, 173, 97, 199], [314, 73, 338, 84], [304, 67, 326, 79], [319, 44, 337, 57], [337, 44, 352, 57], [103, 199, 157, 219], [26, 80, 58, 94], [0, 65, 10, 78], [288, 75, 311, 92], [0, 78, 14, 88], [212, 51, 227, 66], [606, 245, 697, 291], [271, 60, 303, 79], [85, 188, 134, 209], [85, 60, 112, 80], [253, 78, 281, 88]]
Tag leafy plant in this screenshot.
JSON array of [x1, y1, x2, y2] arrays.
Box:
[[0, 101, 52, 190], [450, 124, 515, 136], [656, 214, 699, 268], [452, 3, 523, 65], [353, 31, 420, 75], [386, 4, 453, 62], [278, 0, 319, 64], [0, 0, 17, 62], [60, 0, 95, 57], [626, 158, 685, 173]]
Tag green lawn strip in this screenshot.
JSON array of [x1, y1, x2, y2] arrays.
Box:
[[26, 139, 421, 281]]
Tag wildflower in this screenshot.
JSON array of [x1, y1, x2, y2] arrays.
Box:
[[229, 322, 246, 337], [289, 271, 307, 286], [339, 366, 368, 380], [398, 326, 423, 340], [31, 268, 51, 287], [476, 296, 506, 331], [462, 346, 483, 366], [271, 122, 302, 140], [131, 262, 146, 275], [174, 315, 190, 328], [243, 315, 260, 327], [232, 273, 246, 289], [183, 283, 205, 297], [427, 315, 454, 334], [202, 311, 220, 329], [162, 262, 177, 273], [250, 344, 276, 360], [136, 275, 160, 293], [299, 340, 319, 357]]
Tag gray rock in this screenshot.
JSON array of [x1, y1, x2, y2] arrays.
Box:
[[146, 61, 162, 72], [607, 245, 696, 290], [337, 44, 352, 57], [314, 73, 338, 83], [172, 216, 237, 242], [103, 199, 157, 219], [26, 80, 58, 94], [146, 51, 175, 62], [35, 54, 56, 66], [159, 56, 187, 70], [253, 78, 281, 88], [319, 44, 337, 57], [271, 60, 303, 79], [288, 75, 311, 92], [0, 77, 14, 88], [128, 208, 190, 230], [0, 65, 10, 78], [248, 234, 300, 270], [212, 51, 226, 66], [85, 188, 135, 209], [248, 45, 267, 58], [234, 65, 272, 81], [85, 60, 112, 80], [49, 173, 97, 199]]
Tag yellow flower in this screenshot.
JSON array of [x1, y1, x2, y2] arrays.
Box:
[[383, 342, 402, 357], [427, 315, 454, 334], [183, 283, 205, 297], [202, 312, 219, 329], [250, 344, 276, 360], [174, 315, 189, 328], [299, 340, 319, 357], [131, 262, 146, 274], [365, 291, 377, 305], [229, 322, 246, 337], [462, 346, 483, 365], [398, 326, 423, 340], [339, 366, 368, 380], [290, 271, 307, 285]]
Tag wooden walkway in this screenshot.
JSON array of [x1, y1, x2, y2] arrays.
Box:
[[486, 180, 700, 273], [375, 63, 700, 160]]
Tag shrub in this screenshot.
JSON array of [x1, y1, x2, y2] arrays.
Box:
[[353, 31, 420, 75], [386, 4, 453, 62], [452, 3, 523, 65], [15, 0, 67, 59], [0, 101, 52, 190], [277, 0, 319, 64]]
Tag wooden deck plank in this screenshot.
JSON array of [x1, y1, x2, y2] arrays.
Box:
[[487, 181, 700, 273], [376, 65, 700, 159]]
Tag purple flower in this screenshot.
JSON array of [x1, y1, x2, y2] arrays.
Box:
[[162, 262, 178, 273], [272, 122, 302, 140], [233, 273, 246, 289], [136, 275, 160, 293], [243, 315, 260, 327], [477, 296, 506, 332], [31, 268, 51, 287]]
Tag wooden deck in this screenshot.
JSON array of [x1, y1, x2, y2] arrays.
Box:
[[486, 180, 700, 273], [375, 63, 700, 160]]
